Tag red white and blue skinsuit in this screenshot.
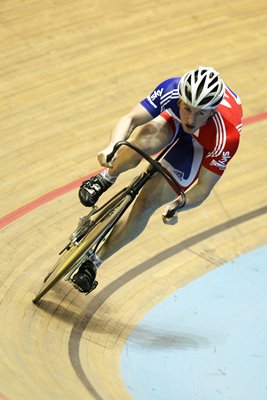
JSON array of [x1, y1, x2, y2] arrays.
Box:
[[140, 78, 243, 189]]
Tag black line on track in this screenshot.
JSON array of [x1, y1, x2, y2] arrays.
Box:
[[68, 204, 267, 399]]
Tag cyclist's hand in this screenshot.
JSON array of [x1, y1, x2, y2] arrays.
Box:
[[162, 203, 178, 225], [97, 146, 117, 168]]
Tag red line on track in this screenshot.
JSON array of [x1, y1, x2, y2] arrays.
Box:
[[0, 170, 102, 230], [1, 112, 267, 230], [242, 111, 267, 125]]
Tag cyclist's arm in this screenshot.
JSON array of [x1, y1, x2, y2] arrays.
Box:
[[108, 103, 154, 146], [179, 166, 221, 211], [98, 103, 154, 166], [105, 77, 177, 151], [163, 166, 221, 220]]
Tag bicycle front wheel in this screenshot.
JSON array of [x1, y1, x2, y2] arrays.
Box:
[[32, 194, 131, 304]]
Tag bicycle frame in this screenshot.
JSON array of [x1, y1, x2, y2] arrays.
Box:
[[97, 139, 185, 212], [70, 139, 185, 260], [32, 140, 185, 303]]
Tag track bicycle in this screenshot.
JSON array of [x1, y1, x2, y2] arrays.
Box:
[[32, 140, 185, 304]]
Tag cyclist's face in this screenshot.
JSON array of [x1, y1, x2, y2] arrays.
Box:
[[179, 100, 215, 134]]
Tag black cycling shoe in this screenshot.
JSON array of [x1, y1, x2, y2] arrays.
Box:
[[79, 174, 112, 207], [72, 260, 98, 293]]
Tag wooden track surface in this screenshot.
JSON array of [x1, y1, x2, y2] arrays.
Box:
[[1, 1, 267, 399]]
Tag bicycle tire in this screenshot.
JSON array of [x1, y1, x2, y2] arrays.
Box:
[[32, 194, 131, 304]]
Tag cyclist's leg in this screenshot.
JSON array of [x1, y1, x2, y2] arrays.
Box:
[[79, 115, 175, 206], [97, 173, 177, 261], [73, 176, 174, 293], [108, 115, 175, 177], [98, 133, 205, 261], [74, 129, 203, 293]]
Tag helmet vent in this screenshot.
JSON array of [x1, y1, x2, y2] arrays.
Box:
[[198, 95, 214, 106], [178, 66, 225, 109], [185, 86, 192, 102]]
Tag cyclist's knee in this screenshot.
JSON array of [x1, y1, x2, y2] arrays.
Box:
[[134, 123, 160, 154], [134, 121, 171, 154], [134, 187, 162, 214], [135, 175, 175, 213], [133, 197, 156, 218]]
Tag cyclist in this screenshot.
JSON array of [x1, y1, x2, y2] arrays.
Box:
[[72, 66, 243, 293]]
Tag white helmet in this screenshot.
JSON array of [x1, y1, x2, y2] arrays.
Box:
[[178, 66, 225, 109]]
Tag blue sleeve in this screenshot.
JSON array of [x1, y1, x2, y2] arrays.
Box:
[[140, 77, 180, 118]]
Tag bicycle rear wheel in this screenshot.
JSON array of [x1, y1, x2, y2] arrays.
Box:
[[32, 194, 131, 303]]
